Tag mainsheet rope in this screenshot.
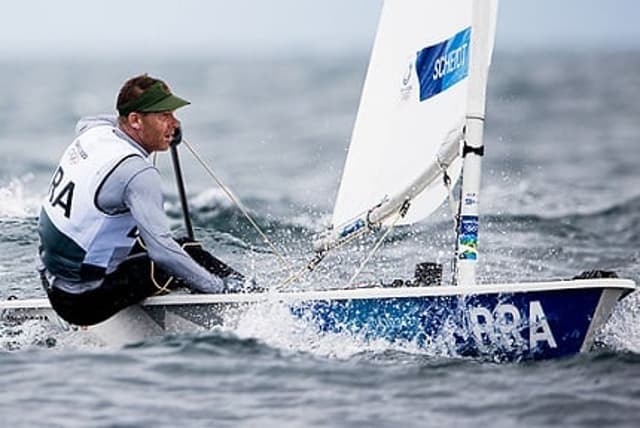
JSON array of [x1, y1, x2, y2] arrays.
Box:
[[180, 139, 425, 290], [181, 138, 293, 273], [135, 237, 202, 294]]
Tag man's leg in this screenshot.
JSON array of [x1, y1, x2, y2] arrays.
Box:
[[43, 254, 161, 326]]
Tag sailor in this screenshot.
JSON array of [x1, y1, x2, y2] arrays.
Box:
[[38, 74, 244, 326]]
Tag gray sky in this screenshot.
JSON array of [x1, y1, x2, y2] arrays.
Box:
[[1, 0, 638, 59]]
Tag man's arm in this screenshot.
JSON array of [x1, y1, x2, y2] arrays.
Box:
[[99, 157, 224, 293]]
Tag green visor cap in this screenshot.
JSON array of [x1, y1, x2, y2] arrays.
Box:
[[118, 81, 190, 116]]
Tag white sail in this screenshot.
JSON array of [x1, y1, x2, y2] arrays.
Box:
[[332, 0, 475, 227]]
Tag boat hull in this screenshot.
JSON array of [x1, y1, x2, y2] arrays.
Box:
[[0, 279, 635, 359], [292, 285, 628, 360]]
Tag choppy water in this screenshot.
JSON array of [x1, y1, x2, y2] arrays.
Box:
[[1, 51, 639, 427]]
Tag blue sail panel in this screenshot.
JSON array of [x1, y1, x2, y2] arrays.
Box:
[[416, 27, 471, 102]]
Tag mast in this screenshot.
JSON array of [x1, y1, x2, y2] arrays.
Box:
[[455, 0, 498, 285]]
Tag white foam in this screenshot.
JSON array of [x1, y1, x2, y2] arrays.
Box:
[[0, 319, 57, 351], [190, 187, 234, 211], [597, 291, 640, 354], [223, 300, 452, 360], [0, 176, 41, 218]]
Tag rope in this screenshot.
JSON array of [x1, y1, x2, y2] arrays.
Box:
[[437, 158, 458, 229], [136, 238, 208, 295], [181, 138, 293, 273], [344, 202, 408, 288], [273, 225, 370, 290], [277, 160, 457, 290], [134, 236, 174, 294], [273, 199, 411, 290], [150, 261, 174, 294], [176, 140, 413, 291]]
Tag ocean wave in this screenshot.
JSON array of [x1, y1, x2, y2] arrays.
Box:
[[164, 187, 328, 243], [480, 193, 640, 243]]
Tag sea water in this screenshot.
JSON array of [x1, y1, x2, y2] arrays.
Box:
[[0, 52, 639, 427]]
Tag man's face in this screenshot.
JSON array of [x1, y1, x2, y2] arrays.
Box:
[[136, 111, 179, 152]]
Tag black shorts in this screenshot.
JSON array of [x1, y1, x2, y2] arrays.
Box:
[[42, 239, 242, 326]]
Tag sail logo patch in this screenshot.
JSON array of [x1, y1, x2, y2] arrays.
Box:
[[399, 58, 415, 101], [415, 27, 471, 102]]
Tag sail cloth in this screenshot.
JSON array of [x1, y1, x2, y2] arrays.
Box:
[[332, 0, 485, 227]]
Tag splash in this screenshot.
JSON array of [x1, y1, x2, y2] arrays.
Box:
[[188, 187, 235, 212], [221, 298, 468, 361], [596, 291, 640, 354], [0, 176, 41, 218], [0, 310, 110, 351], [0, 319, 58, 351]]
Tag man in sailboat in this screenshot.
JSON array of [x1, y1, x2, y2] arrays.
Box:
[[37, 74, 246, 326]]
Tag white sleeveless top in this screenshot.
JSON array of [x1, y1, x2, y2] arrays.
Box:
[[40, 125, 149, 279]]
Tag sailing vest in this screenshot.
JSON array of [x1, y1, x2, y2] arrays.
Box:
[[39, 125, 148, 282]]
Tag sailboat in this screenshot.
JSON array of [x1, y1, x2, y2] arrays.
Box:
[[287, 0, 636, 360], [1, 0, 635, 359]]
